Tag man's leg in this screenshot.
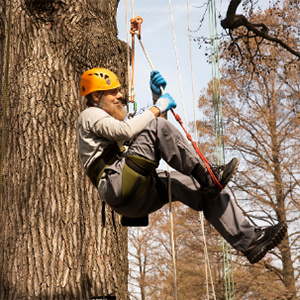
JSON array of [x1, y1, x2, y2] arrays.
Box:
[[127, 118, 237, 192], [154, 170, 255, 252], [152, 170, 287, 263]]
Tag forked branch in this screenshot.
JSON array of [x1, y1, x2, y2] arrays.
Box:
[[221, 0, 300, 58]]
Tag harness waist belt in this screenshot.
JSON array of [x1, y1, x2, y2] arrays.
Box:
[[87, 142, 121, 187]]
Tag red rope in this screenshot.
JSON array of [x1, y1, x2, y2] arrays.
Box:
[[170, 109, 224, 190]]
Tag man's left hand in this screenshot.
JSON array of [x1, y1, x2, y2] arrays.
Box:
[[150, 71, 167, 96]]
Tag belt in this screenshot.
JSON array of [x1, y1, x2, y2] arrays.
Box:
[[87, 142, 121, 187]]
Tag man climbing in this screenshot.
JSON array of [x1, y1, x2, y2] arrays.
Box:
[[76, 67, 287, 264]]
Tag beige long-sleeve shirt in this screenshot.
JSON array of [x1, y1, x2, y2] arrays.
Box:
[[76, 107, 155, 171]]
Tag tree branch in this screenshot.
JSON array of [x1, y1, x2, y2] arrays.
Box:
[[221, 0, 300, 58]]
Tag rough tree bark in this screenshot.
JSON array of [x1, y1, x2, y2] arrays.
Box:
[[0, 0, 129, 299]]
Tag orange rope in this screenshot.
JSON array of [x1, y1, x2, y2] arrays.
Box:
[[171, 109, 224, 190], [130, 16, 144, 103], [130, 15, 143, 36]]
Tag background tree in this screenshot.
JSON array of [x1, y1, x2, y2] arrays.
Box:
[[221, 0, 300, 59], [127, 1, 300, 300], [128, 204, 233, 300], [128, 212, 163, 300], [198, 3, 300, 299], [0, 0, 130, 299]]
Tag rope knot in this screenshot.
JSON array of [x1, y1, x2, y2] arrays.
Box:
[[172, 111, 182, 124], [130, 15, 144, 37]]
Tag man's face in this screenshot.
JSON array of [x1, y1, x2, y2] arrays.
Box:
[[95, 88, 126, 121]]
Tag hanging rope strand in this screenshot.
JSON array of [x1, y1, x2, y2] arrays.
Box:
[[199, 212, 217, 300], [208, 1, 235, 299], [168, 171, 178, 300], [186, 1, 216, 297], [187, 0, 198, 146], [126, 0, 132, 102], [168, 0, 187, 127]]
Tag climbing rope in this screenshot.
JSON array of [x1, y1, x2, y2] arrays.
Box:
[[168, 0, 187, 127], [0, 0, 12, 211], [125, 2, 139, 118], [208, 1, 236, 299], [130, 15, 143, 103], [125, 0, 132, 103], [199, 211, 217, 300], [129, 5, 231, 299], [186, 0, 198, 146], [130, 12, 179, 299], [186, 0, 216, 297], [131, 15, 230, 300]]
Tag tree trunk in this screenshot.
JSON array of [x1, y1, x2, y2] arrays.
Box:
[[0, 0, 129, 299]]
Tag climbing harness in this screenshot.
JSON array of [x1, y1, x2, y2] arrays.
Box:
[[86, 142, 122, 187], [0, 0, 12, 211]]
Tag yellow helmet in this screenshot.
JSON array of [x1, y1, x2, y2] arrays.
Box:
[[80, 68, 121, 96]]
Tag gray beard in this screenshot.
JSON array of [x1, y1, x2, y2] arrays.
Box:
[[99, 97, 126, 121]]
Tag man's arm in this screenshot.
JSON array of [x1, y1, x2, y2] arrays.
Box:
[[149, 106, 160, 117]]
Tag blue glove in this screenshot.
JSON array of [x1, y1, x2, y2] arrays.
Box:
[[150, 70, 167, 95], [154, 93, 177, 114]]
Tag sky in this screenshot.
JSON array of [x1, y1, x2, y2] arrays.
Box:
[[116, 0, 269, 126], [116, 0, 220, 129]]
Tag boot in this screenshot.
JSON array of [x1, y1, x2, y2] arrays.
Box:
[[244, 221, 287, 264], [191, 157, 239, 195]]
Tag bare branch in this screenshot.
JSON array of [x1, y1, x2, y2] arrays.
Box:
[[221, 0, 300, 58]]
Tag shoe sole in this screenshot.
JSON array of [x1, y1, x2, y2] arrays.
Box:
[[248, 221, 287, 264]]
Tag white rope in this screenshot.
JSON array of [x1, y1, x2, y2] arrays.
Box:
[[199, 212, 217, 300], [186, 0, 198, 146], [136, 25, 179, 300], [168, 0, 188, 128], [168, 172, 178, 300], [186, 2, 216, 299], [131, 0, 134, 18], [126, 0, 132, 102]]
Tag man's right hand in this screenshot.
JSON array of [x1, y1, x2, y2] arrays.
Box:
[[154, 93, 177, 115]]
